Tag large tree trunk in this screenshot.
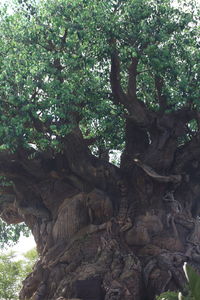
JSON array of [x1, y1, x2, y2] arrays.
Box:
[[0, 3, 199, 298], [1, 125, 200, 300]]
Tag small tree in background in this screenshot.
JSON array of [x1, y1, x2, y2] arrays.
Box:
[[0, 252, 22, 300], [0, 249, 38, 300], [20, 248, 38, 277]]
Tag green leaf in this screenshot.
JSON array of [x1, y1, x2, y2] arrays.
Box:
[[185, 264, 200, 300]]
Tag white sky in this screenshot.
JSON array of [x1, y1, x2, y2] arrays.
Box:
[[0, 0, 12, 6], [10, 234, 36, 259]]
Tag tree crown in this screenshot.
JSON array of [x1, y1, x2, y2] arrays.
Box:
[[0, 0, 198, 155]]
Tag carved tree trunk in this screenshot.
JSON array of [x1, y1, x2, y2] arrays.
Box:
[[0, 51, 199, 300], [0, 3, 199, 298], [1, 120, 200, 300]]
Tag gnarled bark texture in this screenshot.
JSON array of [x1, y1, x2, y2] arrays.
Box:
[[1, 121, 200, 300], [0, 45, 200, 300]]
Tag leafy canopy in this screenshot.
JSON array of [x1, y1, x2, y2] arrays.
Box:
[[0, 0, 199, 154]]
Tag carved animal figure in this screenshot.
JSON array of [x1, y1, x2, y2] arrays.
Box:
[[86, 189, 113, 225], [125, 213, 163, 246], [163, 191, 182, 237], [52, 193, 88, 242]]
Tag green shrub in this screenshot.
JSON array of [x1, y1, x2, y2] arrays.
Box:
[[157, 264, 200, 300]]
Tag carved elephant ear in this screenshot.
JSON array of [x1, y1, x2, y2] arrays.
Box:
[[52, 193, 89, 242]]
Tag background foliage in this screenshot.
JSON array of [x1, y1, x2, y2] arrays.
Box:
[[0, 220, 30, 248], [0, 248, 38, 300]]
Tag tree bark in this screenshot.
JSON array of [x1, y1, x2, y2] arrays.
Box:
[[1, 127, 200, 300]]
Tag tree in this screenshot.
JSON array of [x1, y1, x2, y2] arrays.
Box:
[[20, 248, 38, 278], [0, 252, 22, 300], [0, 0, 199, 299], [0, 249, 38, 300]]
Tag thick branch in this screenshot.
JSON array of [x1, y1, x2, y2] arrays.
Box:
[[156, 108, 197, 140], [61, 29, 68, 48], [63, 127, 101, 183], [110, 50, 129, 108], [155, 75, 167, 114], [144, 108, 198, 169], [29, 113, 49, 133], [128, 57, 138, 100], [195, 111, 200, 130], [110, 46, 151, 126], [62, 126, 122, 190], [0, 149, 45, 182], [174, 133, 200, 173], [0, 150, 16, 161], [0, 151, 19, 178], [134, 159, 182, 183]]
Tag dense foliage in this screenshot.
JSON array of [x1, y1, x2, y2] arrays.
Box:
[[0, 0, 199, 154], [0, 249, 38, 300]]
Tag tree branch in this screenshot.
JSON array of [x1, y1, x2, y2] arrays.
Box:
[[110, 48, 129, 109], [61, 125, 123, 191], [0, 150, 41, 181], [128, 57, 138, 100], [134, 159, 182, 183], [110, 42, 151, 126], [174, 133, 200, 173], [0, 151, 19, 178], [155, 75, 167, 114]]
